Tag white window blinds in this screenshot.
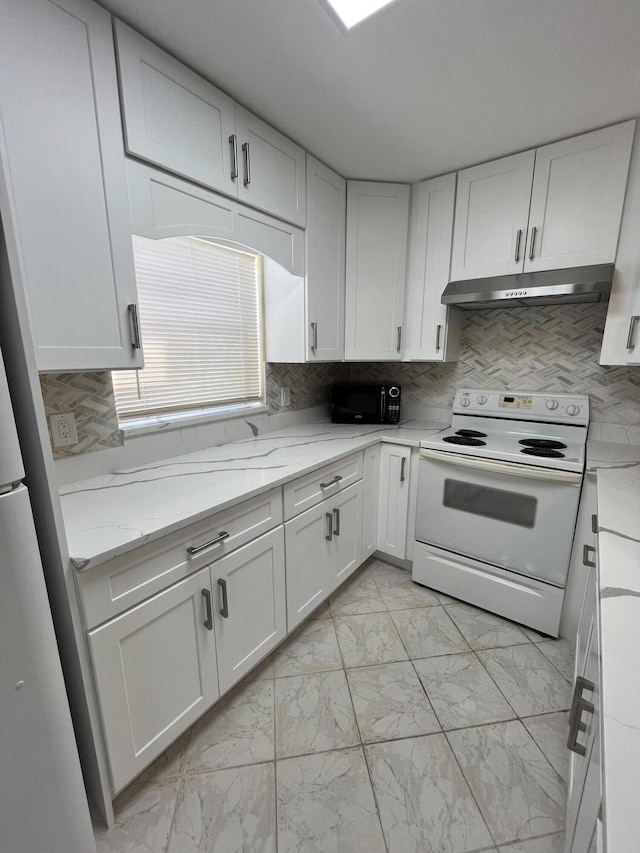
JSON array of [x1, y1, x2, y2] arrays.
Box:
[[113, 235, 264, 419]]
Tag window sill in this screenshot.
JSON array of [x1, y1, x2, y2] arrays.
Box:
[[119, 402, 270, 439]]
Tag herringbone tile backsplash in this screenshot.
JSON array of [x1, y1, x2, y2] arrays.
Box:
[[41, 303, 640, 458]]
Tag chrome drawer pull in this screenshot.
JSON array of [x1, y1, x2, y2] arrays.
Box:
[[435, 324, 442, 351], [127, 303, 141, 350], [528, 226, 537, 261], [325, 512, 333, 541], [187, 531, 230, 556], [202, 589, 213, 631], [311, 322, 318, 352], [218, 578, 229, 618], [514, 228, 523, 263], [320, 475, 342, 489], [400, 457, 406, 483], [567, 675, 595, 756], [626, 315, 640, 350], [229, 134, 238, 180], [333, 507, 340, 536], [591, 514, 598, 535], [583, 544, 596, 568], [242, 141, 251, 186]]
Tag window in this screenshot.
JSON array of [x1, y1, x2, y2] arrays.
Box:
[[113, 235, 264, 423]]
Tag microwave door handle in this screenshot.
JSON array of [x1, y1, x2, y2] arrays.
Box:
[[381, 387, 386, 422], [419, 449, 583, 485]]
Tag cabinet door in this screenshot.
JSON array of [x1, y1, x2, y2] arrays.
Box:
[[114, 21, 237, 199], [362, 445, 381, 561], [451, 150, 535, 281], [235, 106, 306, 227], [326, 482, 363, 592], [306, 155, 346, 361], [212, 527, 286, 694], [88, 568, 219, 793], [526, 121, 635, 272], [285, 502, 328, 632], [377, 444, 411, 559], [0, 0, 142, 371], [345, 181, 410, 360], [404, 174, 461, 361]]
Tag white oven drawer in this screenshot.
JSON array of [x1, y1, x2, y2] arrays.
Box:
[[415, 451, 581, 587]]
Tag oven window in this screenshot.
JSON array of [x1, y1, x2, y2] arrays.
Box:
[[443, 479, 537, 528]]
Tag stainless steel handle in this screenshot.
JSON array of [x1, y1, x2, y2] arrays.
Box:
[[591, 514, 598, 535], [567, 675, 595, 755], [202, 588, 213, 631], [325, 512, 333, 541], [435, 324, 442, 351], [583, 544, 596, 568], [528, 226, 537, 261], [218, 578, 229, 618], [626, 315, 640, 350], [187, 530, 230, 556], [310, 322, 318, 352], [400, 457, 406, 482], [514, 229, 523, 263], [242, 141, 251, 186], [127, 303, 141, 350], [320, 474, 342, 489], [229, 134, 238, 180], [420, 448, 583, 484], [333, 507, 340, 536], [397, 326, 402, 353]]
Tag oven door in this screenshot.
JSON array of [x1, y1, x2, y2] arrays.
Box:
[[415, 449, 582, 586]]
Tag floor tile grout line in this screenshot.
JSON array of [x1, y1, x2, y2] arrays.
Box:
[[359, 742, 391, 853], [534, 640, 575, 685], [469, 647, 523, 720], [520, 718, 569, 792]]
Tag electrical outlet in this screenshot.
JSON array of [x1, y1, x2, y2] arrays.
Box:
[[49, 412, 79, 448], [280, 387, 291, 407]]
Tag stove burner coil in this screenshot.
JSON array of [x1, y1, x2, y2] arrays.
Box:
[[442, 435, 487, 447], [455, 429, 488, 438], [521, 447, 565, 458], [519, 438, 567, 450]]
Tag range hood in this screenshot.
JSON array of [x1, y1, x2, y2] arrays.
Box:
[[441, 264, 614, 310]]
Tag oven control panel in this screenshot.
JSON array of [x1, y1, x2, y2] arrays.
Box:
[[453, 389, 589, 425]]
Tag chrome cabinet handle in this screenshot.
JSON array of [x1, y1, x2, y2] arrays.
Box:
[[591, 514, 598, 535], [626, 315, 640, 350], [218, 578, 229, 618], [567, 675, 595, 756], [333, 507, 340, 536], [514, 229, 523, 263], [397, 326, 402, 353], [583, 544, 596, 568], [242, 141, 251, 186], [229, 134, 238, 180], [320, 475, 342, 489], [325, 512, 333, 541], [187, 530, 230, 556], [127, 303, 141, 350], [400, 457, 406, 482], [310, 322, 318, 352], [202, 588, 213, 631], [435, 324, 442, 351], [528, 226, 537, 261]]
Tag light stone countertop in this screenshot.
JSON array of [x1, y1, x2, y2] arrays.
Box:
[[586, 436, 640, 853], [59, 420, 446, 570]]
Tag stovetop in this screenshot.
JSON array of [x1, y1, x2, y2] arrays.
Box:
[[421, 390, 589, 473]]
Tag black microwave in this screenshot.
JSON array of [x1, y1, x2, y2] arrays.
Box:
[[330, 383, 401, 424]]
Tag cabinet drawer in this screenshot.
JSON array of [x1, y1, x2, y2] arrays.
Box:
[[283, 452, 363, 520], [77, 488, 282, 628]]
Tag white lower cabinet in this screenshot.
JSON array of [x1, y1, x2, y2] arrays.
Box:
[[88, 568, 219, 793], [285, 482, 363, 631], [211, 527, 286, 694], [362, 445, 381, 560], [377, 443, 411, 559]]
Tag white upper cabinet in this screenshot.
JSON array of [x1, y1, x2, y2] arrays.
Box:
[[115, 22, 306, 227], [527, 121, 635, 271], [305, 156, 346, 361], [0, 0, 142, 372], [114, 21, 236, 198], [404, 174, 461, 361], [451, 150, 535, 281], [345, 181, 410, 361], [452, 121, 635, 282]]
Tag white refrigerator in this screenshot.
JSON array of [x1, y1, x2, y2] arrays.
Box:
[[0, 347, 96, 851]]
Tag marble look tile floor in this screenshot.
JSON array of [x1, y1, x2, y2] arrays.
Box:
[[94, 557, 573, 853]]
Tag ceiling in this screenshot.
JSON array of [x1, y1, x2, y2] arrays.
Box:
[[96, 0, 640, 182]]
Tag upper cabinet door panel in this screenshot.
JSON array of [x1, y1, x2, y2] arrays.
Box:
[[305, 155, 346, 361], [451, 150, 535, 280], [234, 106, 306, 227], [114, 21, 237, 197], [526, 121, 635, 271], [0, 0, 141, 371]]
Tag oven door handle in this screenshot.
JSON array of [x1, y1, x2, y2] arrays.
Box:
[[419, 449, 583, 484]]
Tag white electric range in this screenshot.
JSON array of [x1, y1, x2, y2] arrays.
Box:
[[413, 388, 589, 636]]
